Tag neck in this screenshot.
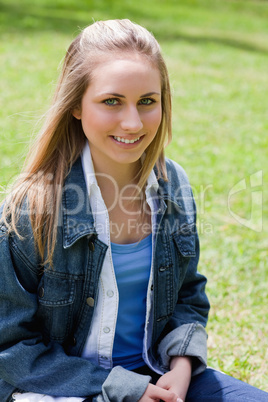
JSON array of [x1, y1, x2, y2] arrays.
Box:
[[91, 155, 141, 191]]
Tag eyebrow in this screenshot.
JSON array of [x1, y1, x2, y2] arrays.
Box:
[[101, 92, 161, 98]]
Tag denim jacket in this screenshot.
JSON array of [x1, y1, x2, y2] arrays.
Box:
[[0, 157, 210, 402]]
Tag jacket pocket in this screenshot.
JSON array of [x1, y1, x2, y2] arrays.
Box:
[[171, 225, 196, 286], [172, 224, 196, 258], [37, 274, 75, 342]]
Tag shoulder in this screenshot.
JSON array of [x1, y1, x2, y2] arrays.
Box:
[[155, 158, 197, 222], [165, 158, 190, 184], [156, 158, 193, 197], [0, 198, 41, 273]]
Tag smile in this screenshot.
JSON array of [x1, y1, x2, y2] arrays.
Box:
[[113, 136, 140, 144]]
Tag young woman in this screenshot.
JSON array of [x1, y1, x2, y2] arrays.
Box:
[[0, 19, 267, 402]]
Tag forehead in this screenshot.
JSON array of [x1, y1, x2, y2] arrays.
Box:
[[88, 53, 161, 93], [91, 51, 154, 68]]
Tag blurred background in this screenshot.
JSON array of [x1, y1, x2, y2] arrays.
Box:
[[0, 0, 267, 391]]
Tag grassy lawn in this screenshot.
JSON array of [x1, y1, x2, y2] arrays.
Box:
[[1, 0, 267, 391]]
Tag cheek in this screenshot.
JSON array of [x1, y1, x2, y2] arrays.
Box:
[[81, 111, 117, 133], [146, 107, 162, 132]]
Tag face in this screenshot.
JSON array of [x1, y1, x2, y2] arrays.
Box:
[[73, 54, 162, 174]]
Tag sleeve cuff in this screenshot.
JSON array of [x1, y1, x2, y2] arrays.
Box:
[[157, 323, 208, 376], [97, 365, 151, 401]]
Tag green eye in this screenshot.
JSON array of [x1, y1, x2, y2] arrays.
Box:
[[139, 98, 154, 105], [104, 98, 118, 106]]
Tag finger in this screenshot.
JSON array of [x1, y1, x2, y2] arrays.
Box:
[[153, 387, 178, 402]]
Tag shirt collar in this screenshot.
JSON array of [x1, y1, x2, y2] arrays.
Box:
[[145, 168, 159, 195], [81, 141, 98, 196], [81, 142, 159, 197]]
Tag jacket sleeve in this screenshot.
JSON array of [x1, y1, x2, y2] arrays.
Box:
[[154, 161, 210, 376], [0, 225, 150, 401], [156, 232, 209, 376]]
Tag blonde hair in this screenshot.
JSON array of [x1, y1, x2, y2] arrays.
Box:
[[1, 19, 172, 266]]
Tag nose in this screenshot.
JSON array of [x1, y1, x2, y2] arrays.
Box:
[[120, 105, 143, 132]]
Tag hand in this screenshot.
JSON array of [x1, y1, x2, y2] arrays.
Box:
[[139, 382, 180, 401], [155, 356, 192, 402]]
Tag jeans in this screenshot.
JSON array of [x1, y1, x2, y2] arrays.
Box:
[[134, 366, 268, 401], [186, 368, 268, 401]]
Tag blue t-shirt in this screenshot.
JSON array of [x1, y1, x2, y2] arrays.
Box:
[[111, 234, 152, 369]]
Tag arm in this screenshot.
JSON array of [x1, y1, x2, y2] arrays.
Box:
[[155, 229, 209, 379], [152, 231, 208, 401], [155, 356, 192, 402], [152, 161, 210, 384], [0, 227, 106, 398], [158, 236, 209, 375], [0, 227, 150, 401]]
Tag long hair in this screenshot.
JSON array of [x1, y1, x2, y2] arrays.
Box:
[[1, 19, 172, 266]]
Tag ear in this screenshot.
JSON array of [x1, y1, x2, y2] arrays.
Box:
[[72, 108, 81, 120]]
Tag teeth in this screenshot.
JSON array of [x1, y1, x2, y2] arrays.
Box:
[[113, 136, 140, 144]]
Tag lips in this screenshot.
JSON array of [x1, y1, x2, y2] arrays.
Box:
[[113, 136, 141, 144]]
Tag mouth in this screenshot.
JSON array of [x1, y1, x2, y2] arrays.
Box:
[[113, 136, 141, 144]]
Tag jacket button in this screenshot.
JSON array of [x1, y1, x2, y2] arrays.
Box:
[[159, 266, 167, 272], [39, 287, 44, 298], [86, 297, 94, 307], [88, 241, 95, 252], [72, 337, 77, 346]]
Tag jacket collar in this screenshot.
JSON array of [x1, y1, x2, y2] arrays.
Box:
[[62, 157, 97, 248], [154, 159, 196, 223]]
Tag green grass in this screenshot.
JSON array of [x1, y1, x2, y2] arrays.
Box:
[[1, 0, 267, 392]]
